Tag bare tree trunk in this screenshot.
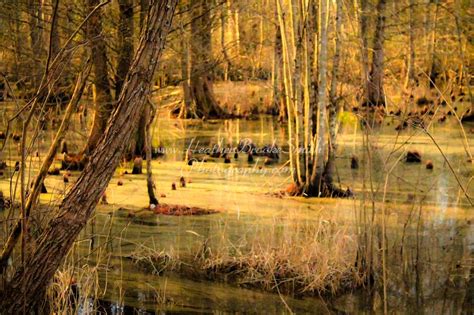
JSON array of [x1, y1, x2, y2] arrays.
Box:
[[0, 2, 177, 311], [50, 0, 61, 60], [406, 0, 416, 87], [133, 113, 147, 159], [276, 0, 296, 183], [28, 0, 44, 89], [272, 21, 284, 119], [130, 0, 150, 158], [177, 6, 193, 119], [221, 0, 232, 81], [115, 0, 134, 99], [232, 3, 241, 57], [309, 0, 329, 195], [359, 0, 370, 101], [292, 0, 304, 184], [326, 0, 343, 185], [82, 0, 113, 155], [367, 0, 386, 106], [189, 0, 225, 118], [307, 0, 318, 136], [145, 104, 159, 206], [427, 0, 439, 88]]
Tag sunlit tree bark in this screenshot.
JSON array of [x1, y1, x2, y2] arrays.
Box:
[[277, 0, 349, 197], [0, 1, 177, 311], [367, 0, 386, 106], [189, 0, 225, 118], [82, 0, 113, 155]]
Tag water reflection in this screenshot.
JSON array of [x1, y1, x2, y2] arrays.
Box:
[[1, 111, 472, 314]]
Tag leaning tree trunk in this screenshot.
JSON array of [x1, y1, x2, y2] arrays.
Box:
[[367, 0, 386, 106], [189, 0, 225, 118], [0, 1, 177, 312], [82, 0, 114, 155]]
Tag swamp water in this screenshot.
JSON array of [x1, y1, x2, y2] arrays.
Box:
[[1, 112, 473, 314]]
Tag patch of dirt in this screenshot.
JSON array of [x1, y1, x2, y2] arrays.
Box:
[[153, 204, 218, 216]]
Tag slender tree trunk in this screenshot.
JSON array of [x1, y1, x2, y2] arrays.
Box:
[[367, 0, 386, 106], [406, 0, 416, 87], [221, 0, 232, 81], [272, 20, 284, 119], [145, 104, 159, 206], [427, 0, 439, 88], [133, 112, 147, 159], [309, 0, 329, 195], [50, 0, 61, 60], [233, 4, 241, 57], [177, 5, 193, 119], [28, 0, 44, 89], [130, 0, 150, 157], [276, 0, 296, 183], [189, 0, 225, 118], [326, 0, 343, 185], [82, 0, 113, 155], [357, 0, 370, 103], [179, 31, 193, 118], [0, 2, 177, 312], [292, 0, 304, 184], [307, 0, 318, 136], [115, 0, 134, 99]]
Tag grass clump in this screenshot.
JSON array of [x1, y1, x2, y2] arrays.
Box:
[[132, 219, 361, 297]]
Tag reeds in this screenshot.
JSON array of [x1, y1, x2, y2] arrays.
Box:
[[132, 219, 361, 297]]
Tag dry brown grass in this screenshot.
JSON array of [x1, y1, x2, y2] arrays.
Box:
[[132, 219, 361, 297], [46, 265, 100, 315]]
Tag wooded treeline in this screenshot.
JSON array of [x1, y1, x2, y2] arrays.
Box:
[[0, 0, 471, 312]]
